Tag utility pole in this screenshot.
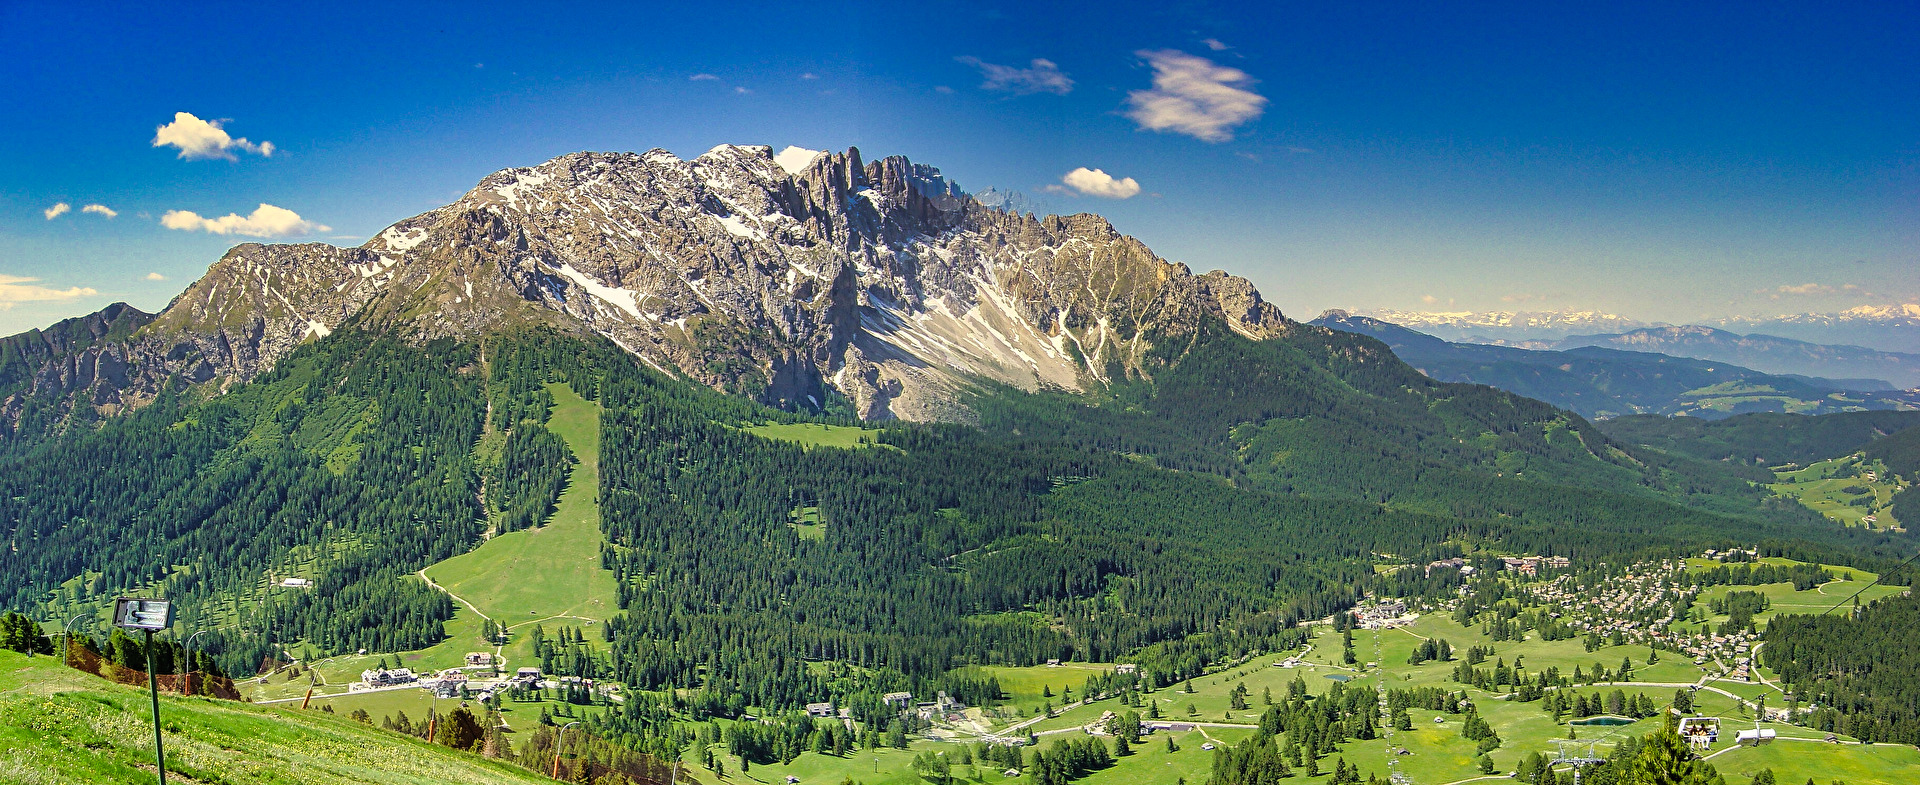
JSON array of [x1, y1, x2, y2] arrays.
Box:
[[114, 598, 173, 785]]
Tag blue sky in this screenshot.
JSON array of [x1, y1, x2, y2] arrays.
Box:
[[2, 1, 1915, 335]]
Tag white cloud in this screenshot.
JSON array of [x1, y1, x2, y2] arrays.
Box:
[[81, 204, 117, 218], [1060, 167, 1142, 199], [0, 275, 98, 310], [44, 202, 71, 220], [160, 203, 329, 237], [800, 72, 819, 80], [735, 86, 751, 94], [1125, 50, 1267, 142], [689, 73, 720, 81], [1420, 294, 1440, 305], [1501, 292, 1558, 304], [955, 56, 1074, 96], [152, 112, 275, 160], [1764, 282, 1867, 300], [1202, 38, 1230, 51], [145, 272, 167, 281], [934, 85, 955, 94]]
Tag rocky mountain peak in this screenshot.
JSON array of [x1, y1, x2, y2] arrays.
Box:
[[5, 144, 1294, 429]]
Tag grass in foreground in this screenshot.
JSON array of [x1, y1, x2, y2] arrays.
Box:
[[0, 650, 552, 785]]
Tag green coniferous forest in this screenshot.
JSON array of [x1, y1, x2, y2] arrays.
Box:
[[1, 316, 1913, 746]]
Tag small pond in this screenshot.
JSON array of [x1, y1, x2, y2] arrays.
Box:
[[1324, 674, 1353, 683], [1570, 716, 1637, 727]]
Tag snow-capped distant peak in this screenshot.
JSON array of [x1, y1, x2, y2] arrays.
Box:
[[775, 146, 823, 176], [1841, 303, 1920, 319]]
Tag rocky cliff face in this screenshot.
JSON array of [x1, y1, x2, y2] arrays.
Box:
[[3, 144, 1294, 429]]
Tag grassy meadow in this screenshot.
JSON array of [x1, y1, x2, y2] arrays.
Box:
[[0, 650, 553, 785]]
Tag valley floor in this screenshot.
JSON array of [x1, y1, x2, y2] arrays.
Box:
[[214, 555, 1920, 785]]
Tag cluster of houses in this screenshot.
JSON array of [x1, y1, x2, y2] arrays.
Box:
[[348, 655, 557, 703], [1353, 598, 1414, 629], [357, 667, 417, 688], [1499, 555, 1570, 577], [1485, 556, 1770, 671], [805, 702, 856, 723], [1424, 555, 1570, 579]]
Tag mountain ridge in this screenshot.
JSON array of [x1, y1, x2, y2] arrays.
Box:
[[0, 144, 1294, 432], [1312, 311, 1920, 419]]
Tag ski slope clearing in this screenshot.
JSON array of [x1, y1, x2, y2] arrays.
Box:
[[424, 383, 618, 625]]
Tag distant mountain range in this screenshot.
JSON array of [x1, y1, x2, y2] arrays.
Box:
[[1313, 311, 1920, 419], [1360, 305, 1920, 355], [1713, 304, 1920, 354], [1551, 326, 1920, 390], [1356, 308, 1920, 388], [1359, 308, 1653, 342]]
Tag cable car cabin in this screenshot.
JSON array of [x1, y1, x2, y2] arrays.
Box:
[[1736, 728, 1776, 746]]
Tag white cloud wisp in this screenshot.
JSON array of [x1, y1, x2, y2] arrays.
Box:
[[152, 112, 275, 160], [1060, 167, 1142, 199], [0, 275, 98, 310], [44, 203, 71, 220], [1125, 50, 1267, 142], [955, 56, 1074, 96], [81, 204, 118, 218], [160, 204, 329, 237]]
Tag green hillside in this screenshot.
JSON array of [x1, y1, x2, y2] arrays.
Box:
[[1771, 455, 1908, 530], [1599, 410, 1920, 474], [0, 650, 553, 785]]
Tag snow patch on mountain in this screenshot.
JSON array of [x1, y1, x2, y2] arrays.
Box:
[[554, 263, 645, 320], [380, 226, 430, 253]]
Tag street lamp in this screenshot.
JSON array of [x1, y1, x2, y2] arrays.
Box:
[[62, 614, 88, 669], [552, 720, 582, 779], [427, 688, 441, 742], [184, 631, 209, 697]]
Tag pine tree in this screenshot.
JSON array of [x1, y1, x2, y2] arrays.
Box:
[[1630, 716, 1720, 785]]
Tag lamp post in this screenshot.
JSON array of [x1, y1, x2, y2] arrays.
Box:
[[62, 614, 87, 669], [427, 688, 441, 743], [552, 720, 581, 779], [184, 631, 209, 697]]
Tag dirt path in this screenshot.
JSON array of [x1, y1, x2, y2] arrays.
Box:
[[417, 567, 507, 666]]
